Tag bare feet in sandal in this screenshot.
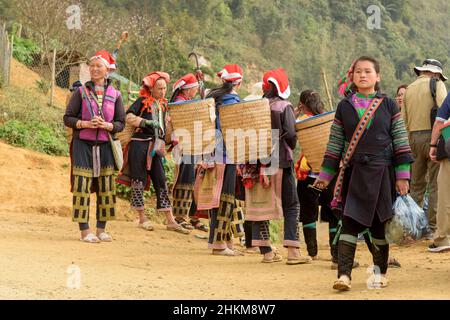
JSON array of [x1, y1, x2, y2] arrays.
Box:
[[97, 232, 112, 242], [175, 217, 194, 230], [286, 247, 311, 265], [212, 248, 243, 256], [190, 219, 209, 232], [80, 232, 100, 243], [137, 210, 154, 231], [333, 275, 352, 291], [138, 220, 154, 231], [262, 251, 283, 263], [167, 223, 190, 234]]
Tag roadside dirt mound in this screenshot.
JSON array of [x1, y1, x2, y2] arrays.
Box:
[[0, 141, 130, 218]]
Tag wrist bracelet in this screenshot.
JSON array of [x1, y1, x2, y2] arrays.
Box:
[[430, 143, 438, 148]]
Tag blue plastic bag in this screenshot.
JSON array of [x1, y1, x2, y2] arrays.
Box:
[[385, 195, 428, 245]]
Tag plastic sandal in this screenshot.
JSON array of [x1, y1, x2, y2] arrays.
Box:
[[261, 252, 283, 263], [167, 224, 190, 234], [176, 217, 194, 230], [212, 248, 243, 256], [80, 233, 100, 243], [138, 221, 154, 231], [333, 276, 352, 291], [230, 248, 245, 256], [190, 219, 209, 232], [286, 255, 312, 265], [97, 232, 112, 242], [368, 275, 389, 288]]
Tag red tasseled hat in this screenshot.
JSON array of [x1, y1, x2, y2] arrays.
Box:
[[90, 50, 116, 70], [172, 73, 199, 91], [217, 64, 243, 83], [262, 68, 291, 99]]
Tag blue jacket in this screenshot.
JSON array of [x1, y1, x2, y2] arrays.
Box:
[[215, 93, 240, 162]]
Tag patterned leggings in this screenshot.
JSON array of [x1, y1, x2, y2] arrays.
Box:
[[130, 155, 171, 212], [72, 175, 117, 225]]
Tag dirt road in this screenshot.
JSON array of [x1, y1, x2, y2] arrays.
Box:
[[0, 142, 449, 299]]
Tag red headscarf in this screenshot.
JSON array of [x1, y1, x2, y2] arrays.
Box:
[[262, 68, 290, 99], [217, 64, 243, 83], [173, 73, 199, 91], [139, 71, 170, 112]]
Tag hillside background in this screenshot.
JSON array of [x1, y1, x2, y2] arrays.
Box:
[[1, 0, 449, 106]]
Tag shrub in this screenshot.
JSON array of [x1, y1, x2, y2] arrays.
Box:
[[0, 119, 28, 146], [35, 79, 51, 95], [0, 119, 68, 155], [11, 36, 41, 66]]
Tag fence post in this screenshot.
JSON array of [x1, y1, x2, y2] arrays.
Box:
[[0, 24, 11, 87], [17, 23, 22, 38], [50, 49, 56, 106], [9, 34, 13, 85]]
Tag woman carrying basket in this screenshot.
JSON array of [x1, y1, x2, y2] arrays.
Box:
[[295, 90, 359, 269], [170, 73, 208, 232], [313, 56, 413, 290], [199, 64, 246, 256], [63, 50, 125, 243], [117, 72, 189, 234], [250, 68, 311, 264]]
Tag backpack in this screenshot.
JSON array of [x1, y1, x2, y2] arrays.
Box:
[[429, 78, 449, 160], [429, 77, 439, 126]]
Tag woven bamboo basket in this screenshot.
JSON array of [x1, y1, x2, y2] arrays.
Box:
[[168, 98, 216, 155], [295, 111, 335, 172], [116, 122, 136, 150], [219, 98, 272, 163]]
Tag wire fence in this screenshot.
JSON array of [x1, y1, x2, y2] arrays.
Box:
[[0, 22, 12, 87], [3, 20, 140, 108]]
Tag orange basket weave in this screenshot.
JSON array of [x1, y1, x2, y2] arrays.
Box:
[[116, 121, 136, 150], [295, 111, 335, 172], [168, 98, 216, 155], [219, 98, 272, 163]]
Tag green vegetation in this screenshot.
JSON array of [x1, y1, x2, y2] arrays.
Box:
[[0, 84, 68, 156], [11, 36, 40, 66], [4, 0, 449, 105], [34, 79, 50, 95], [94, 0, 449, 102], [270, 220, 284, 244]]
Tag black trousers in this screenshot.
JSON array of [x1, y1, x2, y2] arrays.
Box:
[[297, 176, 339, 260]]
